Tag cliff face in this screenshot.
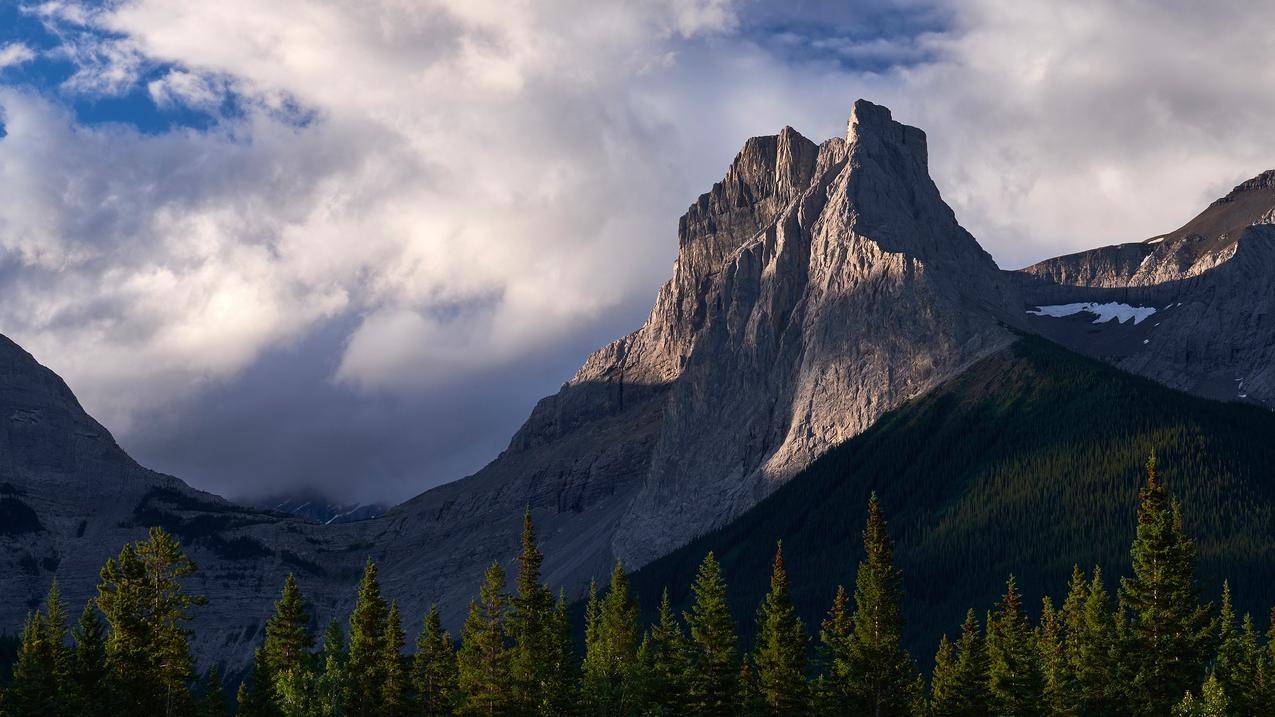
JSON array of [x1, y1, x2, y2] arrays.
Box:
[[1012, 170, 1275, 406]]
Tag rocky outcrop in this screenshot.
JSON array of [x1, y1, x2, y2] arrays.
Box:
[[1012, 170, 1275, 406]]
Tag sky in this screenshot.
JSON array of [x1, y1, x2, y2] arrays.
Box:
[[2, 0, 1274, 504]]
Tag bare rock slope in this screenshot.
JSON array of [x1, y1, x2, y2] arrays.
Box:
[[1012, 170, 1275, 405]]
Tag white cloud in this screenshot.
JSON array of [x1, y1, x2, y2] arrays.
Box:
[[0, 43, 37, 69], [4, 0, 1275, 454]]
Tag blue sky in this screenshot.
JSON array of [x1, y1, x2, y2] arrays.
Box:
[[1, 0, 1272, 503]]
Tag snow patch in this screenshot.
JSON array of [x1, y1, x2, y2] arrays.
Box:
[[1027, 302, 1158, 325]]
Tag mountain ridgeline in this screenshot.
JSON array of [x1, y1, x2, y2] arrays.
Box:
[[3, 98, 1275, 677]]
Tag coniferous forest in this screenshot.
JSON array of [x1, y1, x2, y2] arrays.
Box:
[[1, 457, 1272, 716]]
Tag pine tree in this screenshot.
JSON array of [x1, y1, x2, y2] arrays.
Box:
[[816, 585, 853, 715], [413, 604, 459, 717], [42, 580, 71, 706], [844, 495, 916, 717], [96, 527, 205, 717], [646, 588, 691, 715], [986, 576, 1043, 717], [1119, 457, 1215, 716], [316, 621, 348, 717], [736, 659, 765, 717], [346, 559, 388, 717], [238, 647, 281, 717], [544, 592, 577, 716], [1072, 568, 1117, 717], [951, 609, 990, 716], [457, 562, 512, 716], [265, 574, 317, 716], [201, 665, 227, 717], [684, 552, 738, 717], [1038, 597, 1074, 716], [751, 543, 807, 715], [70, 601, 109, 717], [582, 561, 641, 715], [1171, 674, 1228, 717]]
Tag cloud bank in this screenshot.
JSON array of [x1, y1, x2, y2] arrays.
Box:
[[1, 0, 1273, 501]]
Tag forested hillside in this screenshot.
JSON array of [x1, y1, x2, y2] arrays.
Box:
[[629, 335, 1275, 657]]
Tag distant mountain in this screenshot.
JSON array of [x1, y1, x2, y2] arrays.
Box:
[[6, 99, 1275, 673], [251, 493, 386, 525], [627, 335, 1275, 658]]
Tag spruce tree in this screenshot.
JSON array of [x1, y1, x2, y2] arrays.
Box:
[[7, 610, 58, 717], [413, 604, 459, 717], [951, 609, 990, 716], [1171, 674, 1228, 717], [929, 635, 960, 717], [264, 574, 317, 716], [1037, 597, 1074, 717], [736, 659, 765, 717], [381, 601, 410, 717], [544, 592, 577, 716], [844, 495, 916, 717], [1119, 457, 1214, 716], [201, 665, 227, 717], [684, 552, 738, 717], [1072, 568, 1117, 717], [316, 621, 348, 717], [986, 576, 1043, 717], [751, 543, 807, 715], [582, 561, 641, 715], [96, 527, 205, 717], [647, 588, 691, 715], [509, 509, 561, 715], [238, 647, 281, 717], [346, 559, 389, 717], [70, 601, 109, 717], [1214, 582, 1256, 716], [457, 562, 512, 716], [42, 580, 71, 706], [816, 585, 853, 715]]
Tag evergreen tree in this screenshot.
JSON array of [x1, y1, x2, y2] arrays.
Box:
[[816, 585, 853, 715], [238, 647, 281, 717], [413, 604, 459, 717], [315, 621, 348, 717], [751, 543, 807, 715], [1214, 582, 1256, 716], [6, 611, 58, 717], [929, 635, 960, 717], [200, 665, 227, 717], [646, 588, 691, 715], [1119, 457, 1214, 716], [736, 659, 765, 717], [346, 559, 388, 717], [1072, 568, 1117, 717], [509, 509, 568, 715], [457, 562, 513, 716], [96, 527, 205, 717], [951, 609, 990, 716], [986, 576, 1043, 717], [70, 601, 109, 717], [684, 552, 738, 717], [42, 580, 71, 704], [582, 561, 641, 715], [544, 592, 577, 716], [264, 574, 317, 717], [844, 495, 915, 717], [381, 601, 410, 717], [1038, 597, 1073, 717], [1171, 674, 1228, 717]]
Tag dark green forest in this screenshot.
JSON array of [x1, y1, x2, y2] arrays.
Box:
[[629, 336, 1275, 659]]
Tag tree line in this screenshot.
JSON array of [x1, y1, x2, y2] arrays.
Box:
[[2, 456, 1274, 716]]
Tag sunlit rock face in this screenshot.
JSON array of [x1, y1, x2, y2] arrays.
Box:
[[1012, 169, 1275, 406]]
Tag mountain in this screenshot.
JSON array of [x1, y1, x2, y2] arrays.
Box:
[[627, 335, 1275, 657], [251, 493, 387, 524], [1013, 170, 1275, 405], [5, 99, 1275, 672]]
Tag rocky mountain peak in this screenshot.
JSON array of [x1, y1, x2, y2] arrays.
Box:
[[1209, 168, 1275, 208], [846, 98, 928, 167]]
